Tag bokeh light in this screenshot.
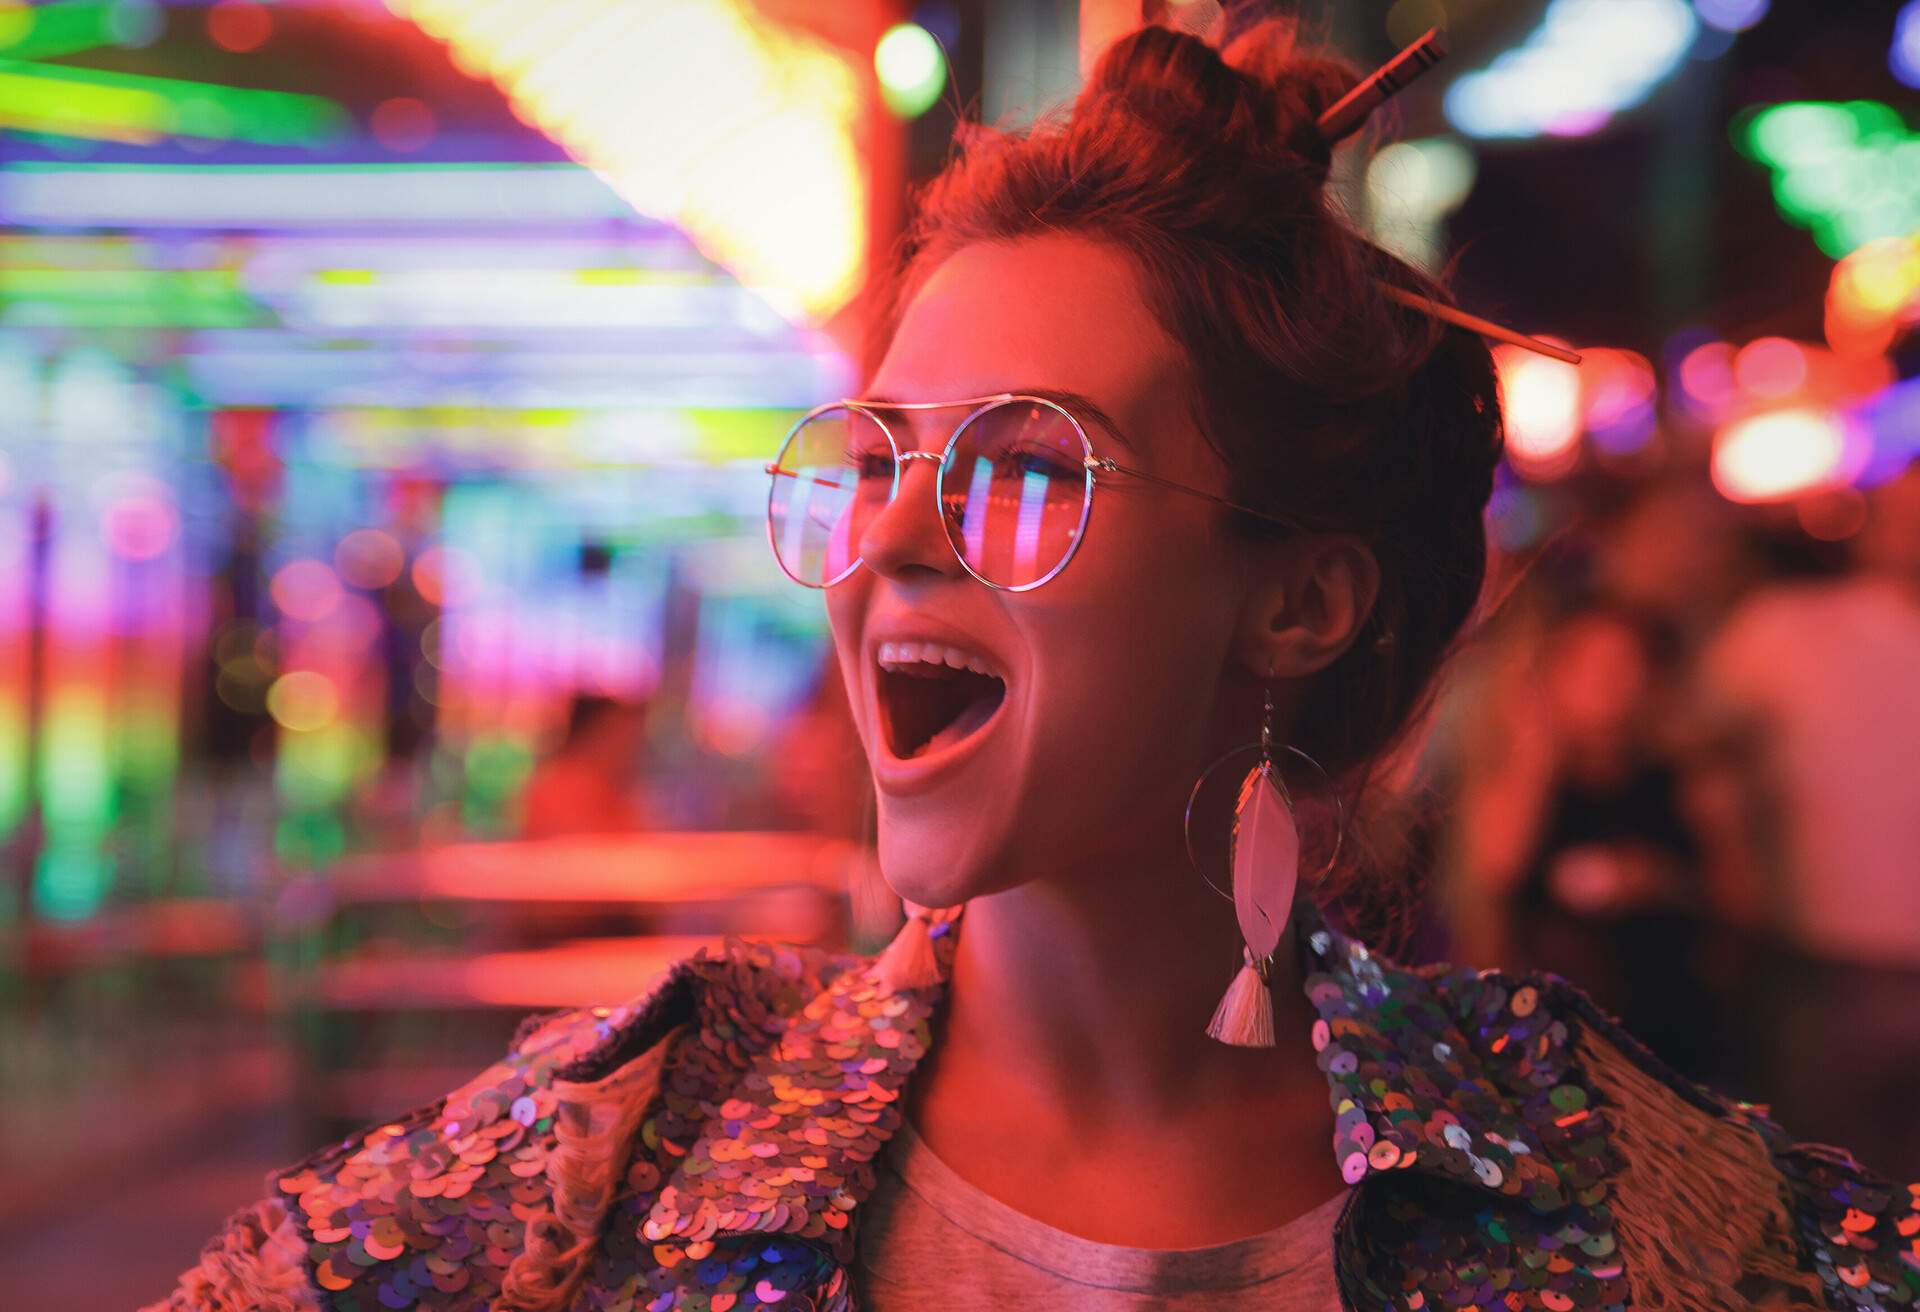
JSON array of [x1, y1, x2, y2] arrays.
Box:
[[1678, 339, 1738, 419], [1365, 137, 1478, 273], [1446, 0, 1698, 139], [270, 559, 344, 623], [1894, 0, 1920, 89], [1579, 349, 1658, 455], [1827, 234, 1920, 356], [412, 544, 480, 608], [874, 22, 946, 119], [335, 528, 405, 590], [102, 489, 179, 560], [1711, 408, 1857, 503], [370, 97, 436, 152], [1796, 486, 1870, 541], [393, 0, 870, 321], [206, 0, 272, 54], [266, 670, 340, 732], [1693, 0, 1767, 34], [1496, 344, 1583, 478], [1734, 337, 1809, 399], [1738, 100, 1920, 258]]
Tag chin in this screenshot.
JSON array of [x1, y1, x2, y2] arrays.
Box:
[[872, 791, 1017, 908]]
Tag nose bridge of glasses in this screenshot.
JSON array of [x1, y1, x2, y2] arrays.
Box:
[[871, 414, 949, 461]]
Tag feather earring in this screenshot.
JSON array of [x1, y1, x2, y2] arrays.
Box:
[[1206, 687, 1300, 1047]]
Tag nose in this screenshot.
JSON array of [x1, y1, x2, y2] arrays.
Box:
[[857, 450, 965, 584]]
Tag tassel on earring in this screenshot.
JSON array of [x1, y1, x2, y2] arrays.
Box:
[[1207, 687, 1301, 1048], [1207, 947, 1276, 1047], [869, 904, 946, 992]]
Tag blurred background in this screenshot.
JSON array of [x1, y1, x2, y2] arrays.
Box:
[[0, 0, 1913, 1303]]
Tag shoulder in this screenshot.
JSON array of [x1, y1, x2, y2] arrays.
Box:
[[1402, 960, 1917, 1310], [1557, 981, 1917, 1309], [150, 936, 861, 1312]]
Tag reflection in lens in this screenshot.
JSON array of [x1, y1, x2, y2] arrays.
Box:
[[768, 407, 892, 586], [944, 401, 1090, 589]]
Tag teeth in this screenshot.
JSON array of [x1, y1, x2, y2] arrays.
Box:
[[875, 640, 1000, 679]]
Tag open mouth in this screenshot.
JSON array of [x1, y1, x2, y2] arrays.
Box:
[[875, 640, 1007, 761]]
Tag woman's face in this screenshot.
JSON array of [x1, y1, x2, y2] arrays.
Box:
[[826, 234, 1254, 906]]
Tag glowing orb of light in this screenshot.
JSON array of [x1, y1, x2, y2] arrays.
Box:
[[1827, 234, 1920, 356], [335, 528, 405, 590], [266, 670, 340, 732], [411, 545, 480, 608], [207, 0, 272, 53], [874, 22, 946, 119], [1894, 0, 1920, 89], [103, 489, 179, 560], [1677, 340, 1737, 418], [371, 97, 436, 152], [1711, 408, 1858, 503], [1578, 348, 1658, 454], [1734, 337, 1809, 399], [271, 559, 343, 623], [1495, 344, 1583, 478], [1444, 0, 1698, 140], [1694, 0, 1767, 33]]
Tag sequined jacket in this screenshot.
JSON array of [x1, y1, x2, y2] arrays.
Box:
[[149, 898, 1919, 1312]]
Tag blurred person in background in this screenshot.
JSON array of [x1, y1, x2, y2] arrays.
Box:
[[1692, 457, 1920, 1176], [517, 693, 654, 839], [1590, 480, 1758, 647], [1450, 597, 1716, 1078], [150, 12, 1912, 1312]]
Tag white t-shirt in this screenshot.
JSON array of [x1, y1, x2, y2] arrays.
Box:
[[1700, 577, 1920, 966], [853, 1114, 1350, 1309]]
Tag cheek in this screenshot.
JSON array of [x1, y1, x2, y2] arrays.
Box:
[[824, 583, 872, 732], [1017, 508, 1239, 769]]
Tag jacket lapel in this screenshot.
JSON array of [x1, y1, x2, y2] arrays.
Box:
[[1292, 896, 1613, 1215], [637, 918, 959, 1265], [631, 900, 1621, 1301]]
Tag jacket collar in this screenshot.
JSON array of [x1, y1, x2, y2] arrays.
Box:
[[636, 897, 1612, 1261]]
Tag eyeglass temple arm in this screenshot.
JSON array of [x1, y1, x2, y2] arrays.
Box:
[[1088, 456, 1297, 531]]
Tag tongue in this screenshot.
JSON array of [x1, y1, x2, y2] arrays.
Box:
[[911, 685, 1000, 759]]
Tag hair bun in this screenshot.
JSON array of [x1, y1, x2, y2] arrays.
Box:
[[1217, 14, 1361, 186], [1081, 16, 1358, 193]]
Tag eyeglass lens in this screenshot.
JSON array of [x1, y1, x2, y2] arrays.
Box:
[[768, 400, 1092, 590]]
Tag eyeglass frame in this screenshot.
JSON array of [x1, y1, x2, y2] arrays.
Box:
[[764, 391, 1298, 593]]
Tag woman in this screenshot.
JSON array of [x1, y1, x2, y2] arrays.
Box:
[[151, 16, 1911, 1312]]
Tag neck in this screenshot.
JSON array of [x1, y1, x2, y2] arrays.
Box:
[[924, 836, 1328, 1136]]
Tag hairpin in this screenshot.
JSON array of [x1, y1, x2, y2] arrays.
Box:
[[1316, 26, 1449, 144], [1325, 27, 1584, 367], [1380, 286, 1583, 365]]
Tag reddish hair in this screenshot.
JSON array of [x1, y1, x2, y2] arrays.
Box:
[[865, 19, 1505, 942]]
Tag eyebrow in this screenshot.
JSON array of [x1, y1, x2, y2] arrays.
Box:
[[854, 386, 1140, 452]]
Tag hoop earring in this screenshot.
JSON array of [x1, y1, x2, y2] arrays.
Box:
[[1183, 689, 1343, 1047]]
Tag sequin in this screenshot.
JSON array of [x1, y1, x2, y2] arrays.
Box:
[[265, 897, 1917, 1312]]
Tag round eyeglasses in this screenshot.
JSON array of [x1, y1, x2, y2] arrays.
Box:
[[765, 393, 1294, 592]]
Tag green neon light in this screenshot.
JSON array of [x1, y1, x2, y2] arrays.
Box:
[[689, 408, 807, 462], [0, 1, 150, 63], [38, 692, 113, 827], [115, 701, 178, 791], [33, 833, 113, 921], [0, 267, 260, 328], [1737, 101, 1920, 259], [0, 58, 348, 145]]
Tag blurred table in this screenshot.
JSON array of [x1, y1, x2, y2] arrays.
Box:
[[277, 829, 855, 1136]]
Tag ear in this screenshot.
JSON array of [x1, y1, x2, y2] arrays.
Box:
[[1233, 535, 1382, 681]]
